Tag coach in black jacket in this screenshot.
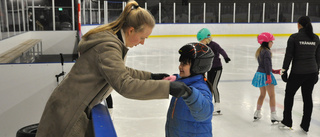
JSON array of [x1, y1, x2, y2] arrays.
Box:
[[279, 16, 320, 132]]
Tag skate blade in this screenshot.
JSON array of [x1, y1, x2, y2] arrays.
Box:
[[253, 119, 260, 122], [253, 117, 261, 120], [279, 127, 293, 130], [212, 111, 222, 116], [278, 124, 293, 130], [300, 128, 308, 134], [271, 120, 280, 124]]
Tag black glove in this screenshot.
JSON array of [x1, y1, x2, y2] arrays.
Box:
[[281, 69, 288, 82], [151, 73, 169, 80], [224, 58, 231, 63], [315, 72, 319, 84], [169, 81, 192, 98]]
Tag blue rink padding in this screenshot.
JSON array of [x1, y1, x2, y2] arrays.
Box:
[[92, 104, 117, 137]]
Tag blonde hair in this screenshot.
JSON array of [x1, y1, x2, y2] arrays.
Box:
[[82, 1, 155, 38], [255, 43, 272, 60], [255, 47, 263, 60], [202, 37, 213, 44]]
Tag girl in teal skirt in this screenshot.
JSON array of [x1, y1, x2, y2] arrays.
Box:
[[252, 32, 281, 123]]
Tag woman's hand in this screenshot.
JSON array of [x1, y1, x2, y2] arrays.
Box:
[[281, 69, 288, 82], [151, 73, 169, 80]]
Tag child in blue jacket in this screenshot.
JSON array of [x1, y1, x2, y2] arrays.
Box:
[[163, 43, 214, 137]]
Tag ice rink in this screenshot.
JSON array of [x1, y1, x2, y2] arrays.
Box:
[[110, 36, 320, 137]]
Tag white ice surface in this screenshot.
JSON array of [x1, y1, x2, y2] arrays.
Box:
[[111, 36, 320, 137]]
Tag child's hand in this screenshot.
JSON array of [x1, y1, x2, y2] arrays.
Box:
[[224, 57, 231, 63], [163, 75, 177, 82], [272, 69, 281, 75], [266, 75, 272, 84]]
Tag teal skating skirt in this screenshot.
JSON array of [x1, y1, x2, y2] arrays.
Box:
[[252, 72, 277, 88]]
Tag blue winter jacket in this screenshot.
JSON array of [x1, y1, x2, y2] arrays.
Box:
[[165, 74, 213, 137]]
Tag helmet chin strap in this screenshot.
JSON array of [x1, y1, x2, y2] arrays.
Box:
[[189, 69, 205, 78], [190, 71, 197, 77]]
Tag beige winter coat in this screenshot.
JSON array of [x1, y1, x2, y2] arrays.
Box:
[[36, 30, 170, 137]]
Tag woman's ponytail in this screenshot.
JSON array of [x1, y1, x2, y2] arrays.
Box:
[[304, 22, 314, 39], [298, 16, 314, 39], [83, 1, 154, 38]]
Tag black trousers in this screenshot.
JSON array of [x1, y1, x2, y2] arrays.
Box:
[[106, 95, 113, 108], [282, 72, 317, 130], [207, 67, 222, 103]]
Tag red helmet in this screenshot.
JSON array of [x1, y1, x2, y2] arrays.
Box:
[[257, 32, 275, 44]]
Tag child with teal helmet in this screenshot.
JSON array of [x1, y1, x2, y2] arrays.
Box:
[[197, 28, 211, 41], [197, 28, 231, 115]]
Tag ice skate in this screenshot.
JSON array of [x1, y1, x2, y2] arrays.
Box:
[[278, 122, 292, 130], [300, 127, 308, 134], [300, 124, 309, 133], [270, 111, 280, 123], [213, 103, 222, 115], [253, 110, 261, 120]]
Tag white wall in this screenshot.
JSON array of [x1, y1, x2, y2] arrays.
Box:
[[151, 23, 299, 36], [0, 33, 33, 55], [0, 63, 74, 137], [30, 31, 77, 54], [0, 31, 77, 55], [82, 23, 320, 37], [1, 23, 319, 56]]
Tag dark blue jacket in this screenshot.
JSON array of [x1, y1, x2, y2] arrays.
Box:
[[165, 74, 213, 137]]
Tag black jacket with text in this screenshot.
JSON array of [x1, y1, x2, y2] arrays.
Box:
[[282, 28, 320, 74]]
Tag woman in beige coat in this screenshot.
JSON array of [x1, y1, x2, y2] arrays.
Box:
[[36, 1, 190, 137]]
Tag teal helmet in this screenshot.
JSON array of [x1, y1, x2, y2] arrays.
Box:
[[197, 28, 211, 41]]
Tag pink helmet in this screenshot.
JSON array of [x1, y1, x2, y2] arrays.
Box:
[[257, 32, 275, 44]]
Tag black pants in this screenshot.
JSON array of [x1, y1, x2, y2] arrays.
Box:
[[106, 95, 113, 108], [282, 72, 317, 131], [207, 67, 222, 103]]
